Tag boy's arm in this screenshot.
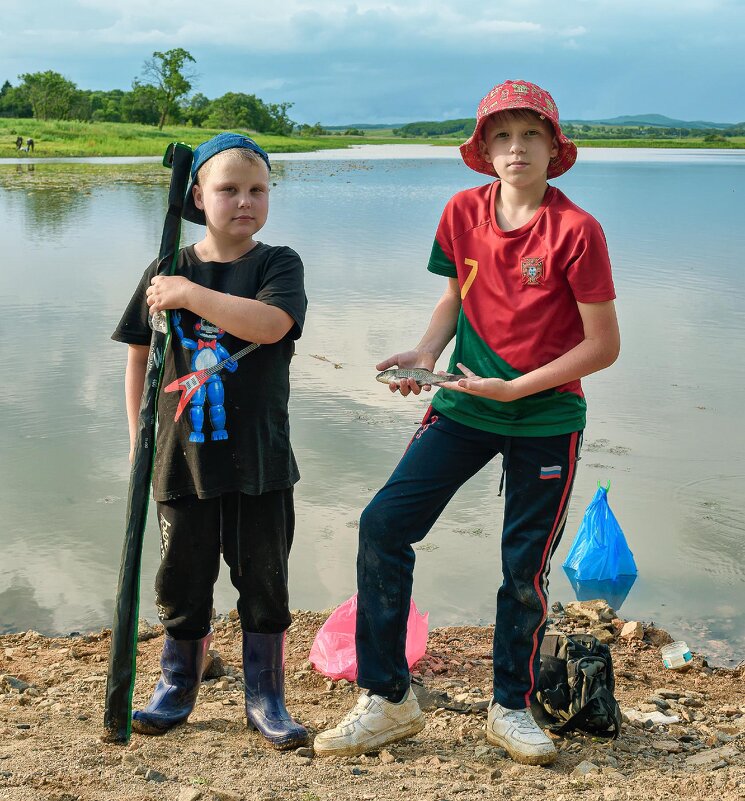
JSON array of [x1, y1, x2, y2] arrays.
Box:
[[145, 276, 294, 344], [377, 277, 461, 397], [125, 345, 150, 463], [446, 299, 620, 401]]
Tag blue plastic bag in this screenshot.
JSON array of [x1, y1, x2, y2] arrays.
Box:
[[563, 572, 637, 610], [562, 483, 637, 582]]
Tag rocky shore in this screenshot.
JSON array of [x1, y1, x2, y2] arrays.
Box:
[[1, 601, 743, 801]]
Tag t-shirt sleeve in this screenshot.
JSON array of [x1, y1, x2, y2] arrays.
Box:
[[111, 260, 158, 345], [256, 247, 307, 340], [566, 216, 616, 303], [428, 197, 458, 278]]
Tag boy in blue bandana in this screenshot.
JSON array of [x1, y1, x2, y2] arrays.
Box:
[[113, 133, 308, 749]]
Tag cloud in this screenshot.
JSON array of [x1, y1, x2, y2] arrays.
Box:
[[0, 2, 583, 55], [0, 0, 743, 123]]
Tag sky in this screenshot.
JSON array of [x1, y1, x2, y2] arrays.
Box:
[[1, 0, 744, 126]]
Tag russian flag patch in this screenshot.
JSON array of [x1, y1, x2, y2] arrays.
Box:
[[540, 465, 562, 480]]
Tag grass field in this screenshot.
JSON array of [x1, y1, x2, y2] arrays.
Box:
[[1, 118, 743, 158], [573, 137, 745, 149], [0, 118, 449, 158]]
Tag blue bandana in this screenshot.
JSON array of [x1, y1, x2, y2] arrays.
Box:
[[183, 132, 271, 225]]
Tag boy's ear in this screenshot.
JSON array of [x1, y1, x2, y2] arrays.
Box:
[[478, 137, 490, 161], [550, 136, 559, 159], [192, 183, 204, 211]]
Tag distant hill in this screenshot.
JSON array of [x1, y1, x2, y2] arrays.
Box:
[[333, 114, 737, 135], [323, 123, 401, 131], [565, 114, 732, 130]]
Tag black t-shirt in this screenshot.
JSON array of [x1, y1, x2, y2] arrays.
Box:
[[112, 243, 307, 501]]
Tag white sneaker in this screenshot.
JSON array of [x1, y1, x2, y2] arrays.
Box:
[[314, 689, 425, 757], [486, 701, 557, 765]]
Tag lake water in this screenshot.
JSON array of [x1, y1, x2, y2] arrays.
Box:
[[1, 146, 744, 665]]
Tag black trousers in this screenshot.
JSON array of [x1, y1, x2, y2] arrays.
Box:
[[355, 410, 582, 709], [154, 489, 295, 639]]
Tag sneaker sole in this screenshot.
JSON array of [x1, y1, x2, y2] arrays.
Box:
[[486, 728, 557, 766], [313, 713, 426, 758]]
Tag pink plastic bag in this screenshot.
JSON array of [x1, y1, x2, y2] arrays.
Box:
[[309, 594, 429, 681]]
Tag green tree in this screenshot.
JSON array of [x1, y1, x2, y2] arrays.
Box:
[[88, 89, 126, 123], [183, 92, 211, 127], [0, 79, 32, 117], [206, 92, 273, 131], [140, 48, 196, 129], [297, 121, 328, 137], [68, 89, 92, 121], [394, 118, 473, 138], [122, 83, 161, 125], [17, 70, 78, 120], [266, 101, 294, 136]]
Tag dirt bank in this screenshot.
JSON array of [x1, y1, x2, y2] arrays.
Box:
[[1, 603, 743, 801]]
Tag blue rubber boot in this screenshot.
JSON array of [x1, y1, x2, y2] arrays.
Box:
[[243, 630, 309, 750], [132, 632, 212, 735]]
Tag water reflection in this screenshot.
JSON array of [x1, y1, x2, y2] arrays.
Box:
[[0, 163, 175, 235], [0, 575, 55, 635], [563, 568, 637, 611]]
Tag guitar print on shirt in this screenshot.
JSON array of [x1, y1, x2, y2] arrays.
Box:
[[169, 310, 239, 443]]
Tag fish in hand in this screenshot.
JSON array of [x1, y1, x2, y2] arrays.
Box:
[[376, 368, 461, 387]]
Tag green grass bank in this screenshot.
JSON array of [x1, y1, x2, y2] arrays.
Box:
[[1, 118, 744, 158]]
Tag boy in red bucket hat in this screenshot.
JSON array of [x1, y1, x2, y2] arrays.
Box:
[[315, 80, 620, 765]]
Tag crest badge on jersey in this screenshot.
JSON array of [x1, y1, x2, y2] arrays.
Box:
[[521, 257, 544, 286]]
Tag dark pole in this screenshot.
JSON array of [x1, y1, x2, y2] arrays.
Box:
[[103, 142, 194, 743]]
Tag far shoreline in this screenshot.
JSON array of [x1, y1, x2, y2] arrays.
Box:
[[3, 116, 743, 161], [3, 143, 745, 167]]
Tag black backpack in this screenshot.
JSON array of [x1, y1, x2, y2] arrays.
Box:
[[532, 632, 622, 739]]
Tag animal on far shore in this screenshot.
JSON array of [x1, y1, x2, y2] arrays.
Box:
[[14, 136, 34, 153]]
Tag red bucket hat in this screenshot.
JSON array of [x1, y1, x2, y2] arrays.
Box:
[[460, 80, 577, 179]]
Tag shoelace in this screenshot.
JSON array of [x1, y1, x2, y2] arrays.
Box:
[[503, 707, 540, 735], [338, 696, 371, 728]]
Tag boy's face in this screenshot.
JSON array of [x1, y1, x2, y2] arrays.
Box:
[[478, 111, 558, 185], [192, 153, 270, 241]]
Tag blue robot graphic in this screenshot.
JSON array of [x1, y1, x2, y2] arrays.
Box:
[[172, 311, 238, 443]]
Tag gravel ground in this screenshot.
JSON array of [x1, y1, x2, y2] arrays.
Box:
[[1, 603, 743, 801]]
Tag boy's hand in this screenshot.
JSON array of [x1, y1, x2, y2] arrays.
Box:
[[376, 350, 436, 397], [146, 275, 193, 313], [439, 362, 517, 402]]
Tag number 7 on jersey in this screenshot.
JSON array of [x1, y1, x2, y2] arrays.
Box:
[[461, 258, 478, 300]]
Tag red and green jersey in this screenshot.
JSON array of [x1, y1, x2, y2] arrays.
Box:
[[428, 181, 615, 436]]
